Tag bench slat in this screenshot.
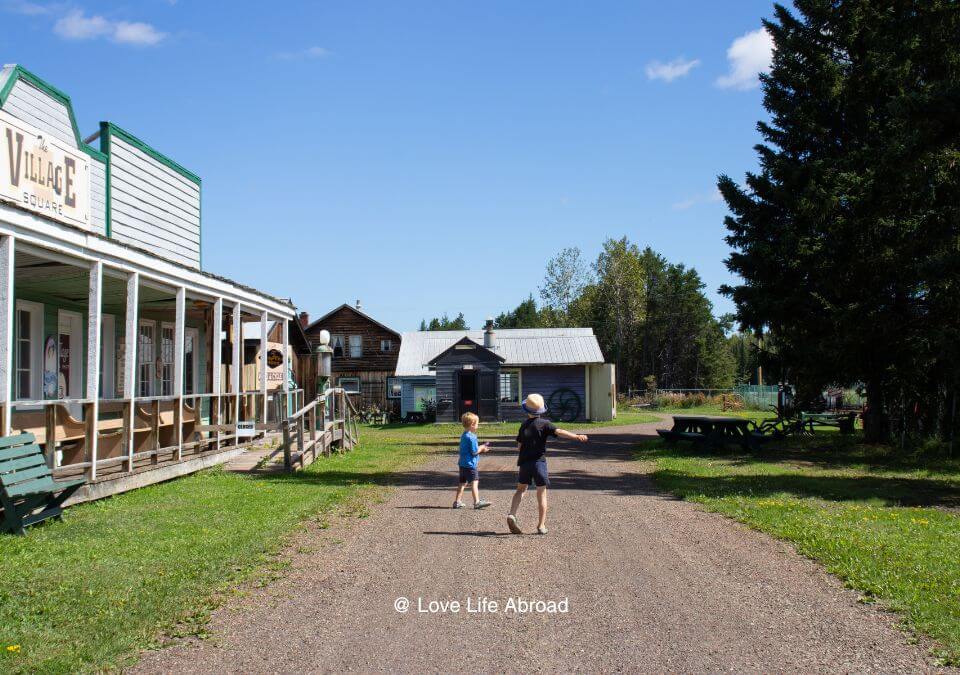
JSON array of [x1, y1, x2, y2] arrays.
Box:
[[1, 463, 52, 487], [5, 475, 56, 498], [0, 454, 47, 473], [0, 443, 44, 463], [0, 432, 37, 449]]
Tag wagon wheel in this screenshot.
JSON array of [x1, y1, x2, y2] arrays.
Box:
[[547, 388, 581, 423]]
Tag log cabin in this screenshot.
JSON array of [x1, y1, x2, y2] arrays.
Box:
[[303, 302, 400, 414]]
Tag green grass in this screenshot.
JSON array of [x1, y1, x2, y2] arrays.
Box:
[[0, 427, 452, 674], [638, 433, 960, 664]]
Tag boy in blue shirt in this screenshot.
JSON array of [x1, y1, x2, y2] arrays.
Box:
[[453, 412, 492, 509]]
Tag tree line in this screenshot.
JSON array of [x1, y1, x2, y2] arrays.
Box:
[[719, 1, 959, 443]]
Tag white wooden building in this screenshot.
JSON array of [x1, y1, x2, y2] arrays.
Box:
[[0, 64, 298, 502]]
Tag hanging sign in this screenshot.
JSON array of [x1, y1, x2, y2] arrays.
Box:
[[0, 109, 91, 229], [236, 420, 256, 438]]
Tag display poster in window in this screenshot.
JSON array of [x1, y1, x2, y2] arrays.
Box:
[[58, 333, 70, 398], [43, 335, 57, 398]]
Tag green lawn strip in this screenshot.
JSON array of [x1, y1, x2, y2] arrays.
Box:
[[0, 427, 449, 674], [638, 440, 960, 664]]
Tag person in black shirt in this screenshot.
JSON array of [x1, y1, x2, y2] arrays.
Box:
[[507, 393, 588, 535]]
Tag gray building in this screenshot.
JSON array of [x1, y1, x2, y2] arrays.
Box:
[[394, 321, 615, 423]]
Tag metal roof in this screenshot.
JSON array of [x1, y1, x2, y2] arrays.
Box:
[[395, 328, 605, 377]]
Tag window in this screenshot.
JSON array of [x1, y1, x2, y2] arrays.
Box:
[[339, 377, 361, 394], [14, 300, 42, 401], [380, 339, 393, 352], [413, 386, 436, 412], [138, 320, 154, 397], [331, 334, 345, 359], [184, 327, 199, 396], [499, 369, 521, 404], [349, 335, 362, 358], [386, 377, 402, 399], [160, 323, 175, 396]]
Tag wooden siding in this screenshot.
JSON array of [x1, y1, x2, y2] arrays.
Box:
[[108, 134, 201, 268], [334, 369, 396, 411], [3, 79, 75, 146], [433, 345, 501, 423], [90, 159, 107, 234], [305, 306, 399, 373], [499, 365, 588, 423]]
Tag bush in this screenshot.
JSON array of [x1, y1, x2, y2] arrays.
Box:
[[652, 392, 745, 410]]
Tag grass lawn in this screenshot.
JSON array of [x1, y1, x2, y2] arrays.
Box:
[[638, 426, 960, 665]]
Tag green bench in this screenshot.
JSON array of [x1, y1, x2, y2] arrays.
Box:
[[0, 433, 85, 535]]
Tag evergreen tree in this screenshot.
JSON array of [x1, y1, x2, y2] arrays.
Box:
[[420, 313, 470, 331], [495, 295, 544, 329]]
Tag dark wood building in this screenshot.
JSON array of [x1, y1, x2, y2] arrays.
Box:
[[303, 302, 401, 412]]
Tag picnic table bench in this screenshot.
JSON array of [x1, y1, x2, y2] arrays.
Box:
[[799, 412, 857, 435], [657, 415, 759, 451], [0, 433, 85, 535]]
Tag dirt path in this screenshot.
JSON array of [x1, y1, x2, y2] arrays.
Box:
[[135, 420, 943, 673]]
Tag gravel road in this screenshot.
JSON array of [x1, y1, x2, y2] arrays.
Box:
[[134, 420, 946, 673]]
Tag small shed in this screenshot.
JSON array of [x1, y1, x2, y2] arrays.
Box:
[[394, 322, 615, 423]]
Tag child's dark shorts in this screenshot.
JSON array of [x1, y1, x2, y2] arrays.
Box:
[[458, 466, 479, 483], [517, 459, 550, 487]]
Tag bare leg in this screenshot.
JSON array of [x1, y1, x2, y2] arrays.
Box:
[[509, 483, 527, 515], [454, 483, 466, 503], [470, 480, 480, 504], [536, 486, 548, 528]]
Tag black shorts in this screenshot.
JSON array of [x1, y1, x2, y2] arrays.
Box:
[[517, 460, 549, 487], [458, 466, 479, 483]]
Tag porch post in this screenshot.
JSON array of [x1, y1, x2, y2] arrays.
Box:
[[124, 272, 139, 470], [281, 316, 290, 412], [259, 310, 268, 423], [86, 261, 103, 479], [212, 297, 223, 449], [0, 235, 13, 437], [231, 303, 241, 434], [174, 286, 186, 460]]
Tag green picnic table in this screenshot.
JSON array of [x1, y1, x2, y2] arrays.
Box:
[[657, 415, 757, 450]]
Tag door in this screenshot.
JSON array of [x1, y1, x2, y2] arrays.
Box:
[[184, 327, 199, 396], [457, 369, 479, 418], [58, 310, 83, 417], [478, 371, 498, 420]]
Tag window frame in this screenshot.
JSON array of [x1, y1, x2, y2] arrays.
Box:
[[184, 326, 200, 396], [348, 334, 363, 358], [331, 334, 345, 359], [159, 321, 175, 397], [386, 376, 402, 399], [137, 319, 155, 398], [499, 368, 522, 404], [14, 299, 43, 402], [380, 339, 393, 352], [338, 376, 361, 394]]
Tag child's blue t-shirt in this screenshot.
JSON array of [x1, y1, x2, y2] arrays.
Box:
[[459, 431, 480, 469]]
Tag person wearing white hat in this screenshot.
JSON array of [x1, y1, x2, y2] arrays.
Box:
[[506, 393, 588, 535]]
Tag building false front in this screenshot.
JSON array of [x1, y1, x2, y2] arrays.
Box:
[[0, 64, 298, 501]]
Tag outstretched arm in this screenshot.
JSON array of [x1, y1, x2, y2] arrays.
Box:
[[556, 428, 588, 442]]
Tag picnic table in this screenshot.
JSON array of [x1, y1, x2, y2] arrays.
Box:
[[798, 411, 857, 435], [657, 415, 757, 451]]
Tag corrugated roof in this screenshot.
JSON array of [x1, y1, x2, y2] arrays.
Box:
[[395, 328, 604, 377]]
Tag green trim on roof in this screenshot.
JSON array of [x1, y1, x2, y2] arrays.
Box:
[[0, 65, 107, 163], [99, 122, 112, 237], [101, 122, 201, 186]]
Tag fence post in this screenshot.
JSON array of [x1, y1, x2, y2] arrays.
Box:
[[281, 418, 292, 471]]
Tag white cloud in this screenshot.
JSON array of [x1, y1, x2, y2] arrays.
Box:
[[673, 188, 723, 211], [274, 46, 331, 61], [716, 27, 773, 90], [645, 57, 700, 83], [53, 9, 165, 45], [2, 0, 55, 15]]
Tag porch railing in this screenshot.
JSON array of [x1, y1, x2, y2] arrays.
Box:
[[279, 387, 359, 471]]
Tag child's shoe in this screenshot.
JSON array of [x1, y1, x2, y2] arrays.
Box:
[[506, 514, 523, 534], [453, 501, 465, 509], [537, 525, 548, 535], [474, 500, 492, 509]]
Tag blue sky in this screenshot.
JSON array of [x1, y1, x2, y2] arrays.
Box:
[[3, 0, 776, 331]]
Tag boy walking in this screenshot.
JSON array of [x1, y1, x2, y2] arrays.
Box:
[[453, 412, 492, 510], [507, 393, 587, 535]]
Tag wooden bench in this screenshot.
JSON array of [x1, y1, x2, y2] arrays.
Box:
[[0, 433, 85, 535]]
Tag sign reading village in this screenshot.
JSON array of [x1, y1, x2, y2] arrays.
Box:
[[0, 109, 90, 229]]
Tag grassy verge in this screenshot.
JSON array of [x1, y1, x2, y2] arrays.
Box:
[[0, 426, 455, 674], [638, 433, 960, 664]]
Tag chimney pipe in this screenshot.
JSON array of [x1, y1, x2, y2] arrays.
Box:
[[355, 299, 362, 311], [484, 317, 496, 349], [299, 312, 309, 328]]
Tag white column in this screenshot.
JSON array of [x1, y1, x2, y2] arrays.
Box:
[[124, 272, 139, 468], [0, 235, 14, 437], [231, 303, 241, 430], [259, 310, 268, 423], [211, 297, 223, 447], [281, 316, 290, 411], [173, 286, 185, 459], [86, 261, 103, 479]]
